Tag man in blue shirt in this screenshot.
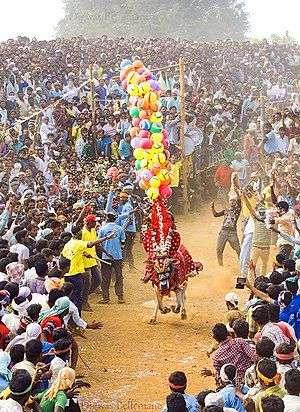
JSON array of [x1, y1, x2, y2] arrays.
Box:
[[118, 191, 137, 270], [118, 133, 132, 160], [263, 122, 278, 154], [98, 212, 126, 304]]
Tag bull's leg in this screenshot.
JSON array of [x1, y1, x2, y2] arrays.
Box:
[[149, 286, 170, 325], [171, 290, 181, 314], [181, 282, 188, 320]]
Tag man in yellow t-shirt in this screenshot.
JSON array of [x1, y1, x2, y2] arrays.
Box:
[[62, 225, 115, 314], [81, 214, 108, 312], [169, 154, 183, 213]]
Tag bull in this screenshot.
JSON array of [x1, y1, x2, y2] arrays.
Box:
[[143, 247, 203, 325]]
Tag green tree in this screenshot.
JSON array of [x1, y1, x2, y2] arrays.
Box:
[[56, 0, 250, 40]]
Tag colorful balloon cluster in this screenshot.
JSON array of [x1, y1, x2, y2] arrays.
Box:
[[120, 59, 172, 200]]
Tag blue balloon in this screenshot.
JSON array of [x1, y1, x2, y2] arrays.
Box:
[[120, 59, 132, 69], [140, 119, 151, 130]]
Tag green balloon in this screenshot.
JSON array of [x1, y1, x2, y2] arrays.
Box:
[[130, 106, 140, 118], [135, 160, 141, 170], [150, 123, 163, 133]]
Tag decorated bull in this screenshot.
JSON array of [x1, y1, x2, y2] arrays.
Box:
[[142, 199, 203, 324]]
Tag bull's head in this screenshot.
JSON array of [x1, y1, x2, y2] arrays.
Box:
[[145, 255, 179, 292]]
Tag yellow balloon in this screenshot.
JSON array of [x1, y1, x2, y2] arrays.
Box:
[[133, 148, 145, 160], [153, 153, 166, 165], [152, 143, 164, 153], [144, 148, 154, 160], [140, 158, 150, 169], [127, 84, 140, 96], [139, 81, 151, 95], [157, 169, 170, 182], [151, 133, 163, 144], [128, 72, 139, 84], [149, 176, 161, 188], [147, 187, 159, 200], [150, 112, 163, 123]]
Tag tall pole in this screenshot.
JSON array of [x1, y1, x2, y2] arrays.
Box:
[[89, 64, 98, 158], [179, 57, 189, 214]]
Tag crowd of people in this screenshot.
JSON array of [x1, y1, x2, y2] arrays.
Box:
[[0, 34, 299, 411]]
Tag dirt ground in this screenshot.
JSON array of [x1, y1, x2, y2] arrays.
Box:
[[77, 207, 252, 411]]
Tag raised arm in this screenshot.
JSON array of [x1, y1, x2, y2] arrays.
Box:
[[210, 201, 224, 217]]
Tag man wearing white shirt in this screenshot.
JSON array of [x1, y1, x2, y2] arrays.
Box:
[[276, 127, 289, 156], [289, 134, 300, 156], [40, 116, 56, 145], [214, 83, 228, 101], [283, 369, 300, 412], [0, 100, 8, 124]]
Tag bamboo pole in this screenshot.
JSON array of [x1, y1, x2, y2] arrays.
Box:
[[89, 64, 98, 159], [179, 57, 189, 214]]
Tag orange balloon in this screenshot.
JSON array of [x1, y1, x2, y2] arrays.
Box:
[[164, 161, 172, 171], [139, 110, 150, 119], [164, 178, 171, 186], [130, 127, 140, 137], [123, 65, 135, 77], [150, 164, 161, 176], [150, 101, 162, 112], [136, 74, 146, 84], [139, 179, 150, 190], [132, 60, 144, 69]]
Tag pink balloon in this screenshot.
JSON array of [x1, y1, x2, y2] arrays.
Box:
[[139, 130, 150, 139], [131, 137, 141, 149], [132, 118, 141, 127], [162, 139, 170, 150], [159, 185, 172, 198], [140, 169, 152, 181], [162, 129, 168, 139], [122, 79, 128, 90], [137, 67, 147, 74], [140, 138, 153, 150]]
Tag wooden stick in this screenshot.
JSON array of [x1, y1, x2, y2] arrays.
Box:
[[179, 57, 189, 214]]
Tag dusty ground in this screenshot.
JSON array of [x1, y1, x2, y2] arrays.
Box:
[[77, 207, 252, 411]]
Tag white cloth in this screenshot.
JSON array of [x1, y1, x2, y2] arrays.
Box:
[[2, 313, 20, 334], [0, 398, 23, 412], [10, 243, 29, 264], [283, 394, 300, 412], [64, 300, 87, 329], [49, 356, 68, 386]]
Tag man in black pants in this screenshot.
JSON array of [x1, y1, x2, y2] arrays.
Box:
[[211, 193, 241, 266], [98, 212, 126, 304]]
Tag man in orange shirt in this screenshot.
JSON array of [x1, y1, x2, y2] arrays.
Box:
[[214, 159, 234, 207]]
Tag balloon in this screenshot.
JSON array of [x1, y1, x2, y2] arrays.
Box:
[[152, 143, 164, 153], [162, 129, 168, 139], [140, 158, 151, 169], [150, 123, 163, 133], [153, 152, 166, 165], [127, 84, 140, 96], [120, 70, 126, 81], [137, 98, 149, 110], [149, 176, 161, 188], [139, 110, 150, 120], [157, 169, 170, 182], [150, 164, 161, 176], [139, 179, 150, 190], [144, 92, 158, 106], [127, 71, 139, 84], [132, 117, 141, 127], [148, 79, 161, 91], [121, 59, 132, 69], [151, 132, 163, 144], [150, 100, 162, 112], [159, 185, 172, 198], [136, 75, 147, 84], [137, 67, 147, 75], [135, 160, 141, 170], [144, 148, 154, 159], [140, 169, 152, 181], [129, 106, 140, 118], [139, 130, 150, 139], [121, 79, 128, 90], [123, 65, 135, 77], [139, 81, 151, 95], [140, 138, 153, 150], [129, 126, 140, 137], [150, 112, 163, 123], [140, 120, 151, 130], [107, 167, 119, 179], [132, 60, 144, 69], [146, 187, 159, 200], [164, 161, 172, 171], [129, 95, 139, 106], [133, 148, 145, 160], [162, 140, 169, 150], [131, 137, 141, 149]]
